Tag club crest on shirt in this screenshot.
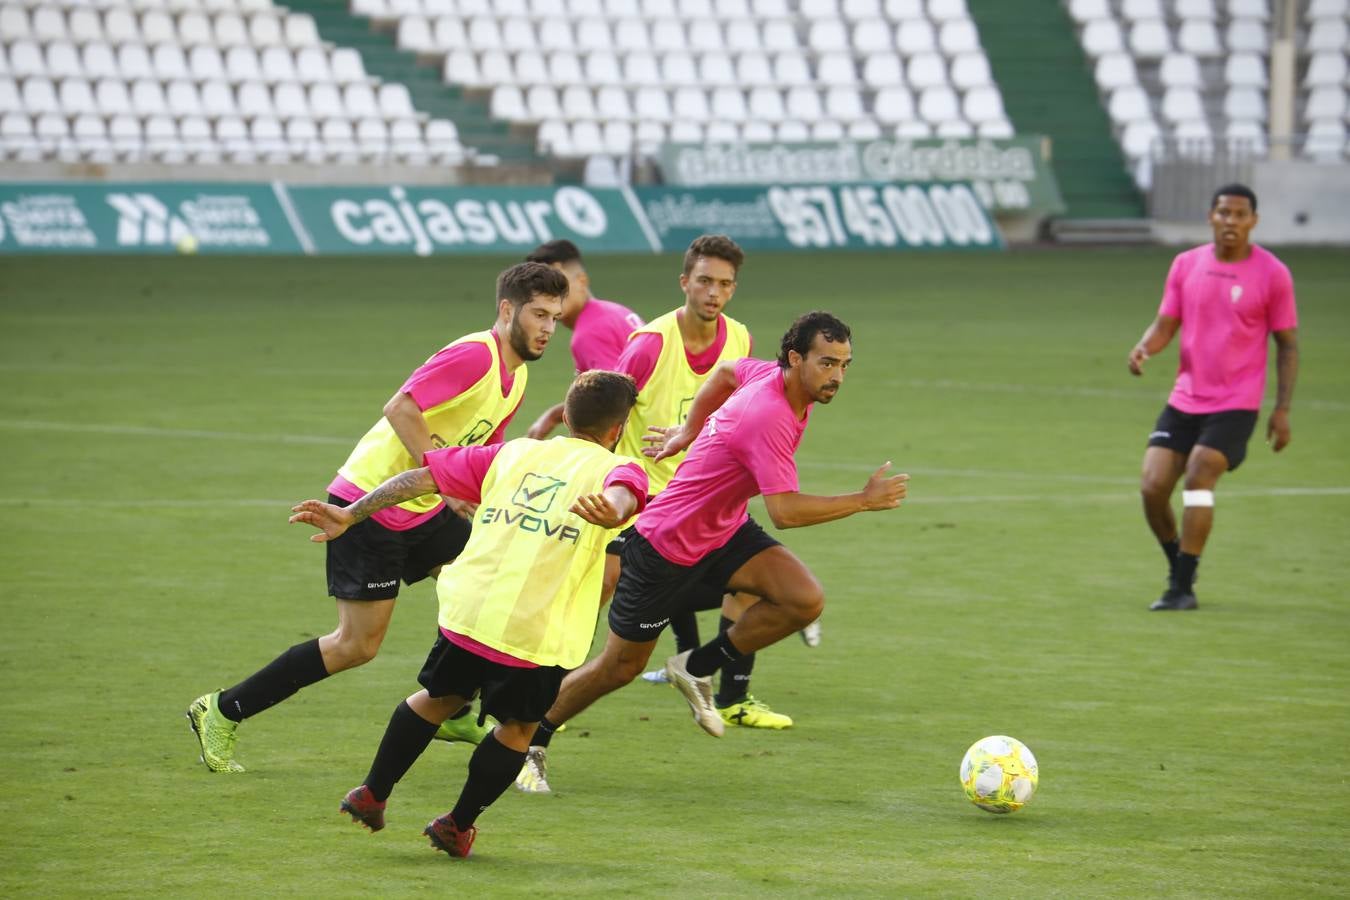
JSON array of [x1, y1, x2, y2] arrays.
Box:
[[1230, 285, 1243, 304]]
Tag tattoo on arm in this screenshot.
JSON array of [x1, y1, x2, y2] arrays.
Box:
[[347, 468, 438, 524]]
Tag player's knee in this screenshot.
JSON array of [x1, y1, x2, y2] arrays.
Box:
[[329, 633, 383, 669], [783, 580, 824, 627], [1139, 474, 1172, 503], [610, 654, 649, 685]]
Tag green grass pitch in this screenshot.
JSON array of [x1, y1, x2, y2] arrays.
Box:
[[1, 248, 1347, 897]]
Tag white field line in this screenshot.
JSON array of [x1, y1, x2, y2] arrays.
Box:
[[0, 419, 349, 446], [0, 486, 1347, 511]]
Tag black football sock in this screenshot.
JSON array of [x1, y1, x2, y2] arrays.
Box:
[[685, 631, 744, 679], [217, 638, 329, 723], [364, 700, 440, 803], [448, 731, 527, 830], [1160, 537, 1181, 576], [447, 703, 473, 721], [669, 609, 701, 654], [531, 716, 560, 749], [1174, 552, 1200, 593], [714, 617, 756, 707]]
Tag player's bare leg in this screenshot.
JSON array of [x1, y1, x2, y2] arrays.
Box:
[[1150, 445, 1226, 611], [1140, 446, 1186, 547], [320, 597, 397, 672], [721, 546, 824, 651]]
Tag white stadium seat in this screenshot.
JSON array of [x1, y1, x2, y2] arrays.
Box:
[[863, 52, 905, 87], [1160, 87, 1204, 123], [633, 86, 673, 121], [1223, 87, 1265, 121], [46, 42, 83, 80], [1159, 53, 1202, 89], [785, 85, 824, 120], [962, 85, 1005, 123], [873, 85, 915, 123], [1304, 53, 1347, 89], [747, 85, 785, 120], [698, 54, 737, 87], [1224, 52, 1266, 87], [1094, 53, 1138, 91], [1129, 19, 1171, 58], [1081, 20, 1124, 56], [1177, 19, 1223, 56], [1109, 86, 1152, 123], [83, 44, 120, 80]]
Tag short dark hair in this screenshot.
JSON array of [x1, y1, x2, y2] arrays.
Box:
[[564, 370, 638, 437], [1211, 183, 1257, 212], [682, 234, 744, 277], [496, 261, 569, 310], [777, 311, 852, 368], [525, 239, 583, 267]]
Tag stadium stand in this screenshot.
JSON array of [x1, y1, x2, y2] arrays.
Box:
[[1065, 0, 1350, 188]]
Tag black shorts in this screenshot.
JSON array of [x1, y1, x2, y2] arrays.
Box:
[[325, 495, 472, 600], [607, 518, 781, 643], [605, 523, 635, 557], [417, 632, 566, 725], [1147, 405, 1260, 471]]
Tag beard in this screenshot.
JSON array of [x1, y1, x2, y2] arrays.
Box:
[[509, 316, 544, 361]]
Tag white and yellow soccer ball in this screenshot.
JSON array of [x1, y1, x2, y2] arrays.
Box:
[[960, 735, 1039, 814]]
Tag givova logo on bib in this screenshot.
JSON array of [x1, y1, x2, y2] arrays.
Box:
[[512, 473, 567, 514]]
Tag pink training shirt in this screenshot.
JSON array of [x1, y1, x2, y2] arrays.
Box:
[[637, 358, 808, 565], [570, 297, 644, 372], [425, 441, 648, 666], [1159, 244, 1297, 414], [326, 333, 518, 529], [616, 312, 735, 391]]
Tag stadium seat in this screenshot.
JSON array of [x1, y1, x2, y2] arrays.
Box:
[[873, 85, 915, 123], [1129, 19, 1171, 57], [809, 19, 850, 52], [907, 53, 947, 88], [776, 119, 809, 140], [142, 11, 176, 45], [785, 85, 824, 120], [978, 118, 1013, 138], [1226, 0, 1269, 21], [95, 78, 132, 115], [633, 86, 673, 121], [1094, 53, 1138, 91], [1223, 86, 1265, 121], [825, 86, 865, 121], [153, 44, 190, 81], [1308, 0, 1348, 14], [817, 53, 858, 86], [68, 10, 103, 44], [331, 48, 366, 84], [939, 20, 980, 55], [46, 42, 82, 81], [104, 10, 139, 45], [215, 13, 249, 47], [562, 84, 598, 119], [773, 52, 812, 86], [57, 78, 95, 115], [397, 16, 434, 53], [851, 19, 891, 53], [83, 43, 120, 80], [1176, 19, 1223, 56], [848, 119, 883, 139], [935, 119, 974, 137], [1160, 87, 1203, 123], [894, 119, 933, 137], [260, 46, 297, 83], [895, 19, 936, 53], [962, 85, 1005, 123], [444, 51, 481, 87], [9, 40, 44, 79], [1109, 85, 1152, 123], [747, 85, 785, 120], [698, 54, 737, 87], [1307, 19, 1347, 53], [1225, 118, 1267, 155], [237, 81, 274, 118], [285, 14, 320, 48], [863, 52, 905, 87], [1304, 120, 1346, 162], [1226, 19, 1267, 53], [1080, 19, 1124, 56], [596, 84, 633, 120], [16, 80, 53, 117], [570, 120, 604, 155], [927, 0, 969, 21], [762, 20, 799, 50], [736, 52, 775, 86], [1306, 87, 1347, 121], [918, 85, 959, 124], [1224, 52, 1266, 87], [0, 8, 31, 42], [1067, 0, 1111, 23], [502, 18, 537, 51], [623, 52, 660, 86], [1159, 53, 1202, 89], [1174, 0, 1217, 17], [1304, 53, 1347, 89], [1121, 0, 1163, 21], [433, 17, 469, 50], [0, 79, 18, 115], [480, 51, 515, 86], [811, 120, 846, 140], [201, 80, 237, 116], [601, 119, 632, 155], [548, 52, 584, 85], [514, 54, 549, 86], [166, 80, 204, 117], [224, 46, 261, 82]]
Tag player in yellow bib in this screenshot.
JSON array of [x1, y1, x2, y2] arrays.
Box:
[[289, 371, 647, 859], [186, 263, 568, 774]]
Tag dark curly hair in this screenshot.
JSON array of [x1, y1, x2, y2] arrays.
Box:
[[496, 261, 569, 310], [777, 311, 852, 368], [682, 234, 744, 277]]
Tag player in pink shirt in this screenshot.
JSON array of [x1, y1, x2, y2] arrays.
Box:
[[522, 240, 645, 439], [524, 312, 909, 744], [1128, 184, 1299, 611]]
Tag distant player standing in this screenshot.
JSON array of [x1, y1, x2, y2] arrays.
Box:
[[292, 371, 646, 858], [522, 239, 645, 440], [186, 263, 568, 772], [521, 312, 907, 765], [1128, 184, 1299, 611]]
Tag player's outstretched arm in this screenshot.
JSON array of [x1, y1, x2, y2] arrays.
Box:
[[644, 360, 741, 462], [1267, 328, 1298, 452], [1127, 315, 1180, 376], [762, 463, 909, 529], [527, 402, 566, 440], [570, 484, 640, 529], [289, 467, 439, 543]]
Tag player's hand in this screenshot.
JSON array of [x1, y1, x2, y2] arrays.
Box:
[[1266, 408, 1292, 452], [289, 500, 356, 543], [1127, 345, 1149, 376], [442, 495, 478, 519], [643, 424, 692, 462], [526, 415, 554, 440], [861, 462, 908, 511], [571, 491, 624, 528]]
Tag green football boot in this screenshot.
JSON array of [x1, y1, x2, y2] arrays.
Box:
[[433, 711, 494, 745], [186, 691, 245, 773], [718, 695, 794, 730]]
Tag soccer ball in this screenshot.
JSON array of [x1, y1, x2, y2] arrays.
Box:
[[959, 735, 1039, 814]]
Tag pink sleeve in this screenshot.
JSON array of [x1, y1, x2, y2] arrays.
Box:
[[614, 333, 663, 392], [425, 444, 503, 504], [735, 411, 799, 496], [604, 462, 650, 512], [1158, 252, 1189, 319], [400, 341, 494, 412], [1267, 262, 1298, 332]]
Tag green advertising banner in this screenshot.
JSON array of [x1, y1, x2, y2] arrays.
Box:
[[284, 184, 655, 256], [637, 182, 1003, 251], [0, 182, 303, 253], [657, 137, 1066, 216]]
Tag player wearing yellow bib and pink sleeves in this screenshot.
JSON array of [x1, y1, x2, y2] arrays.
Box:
[[521, 240, 645, 441], [288, 371, 647, 859], [186, 263, 568, 774], [519, 312, 908, 783], [1128, 184, 1299, 612]]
